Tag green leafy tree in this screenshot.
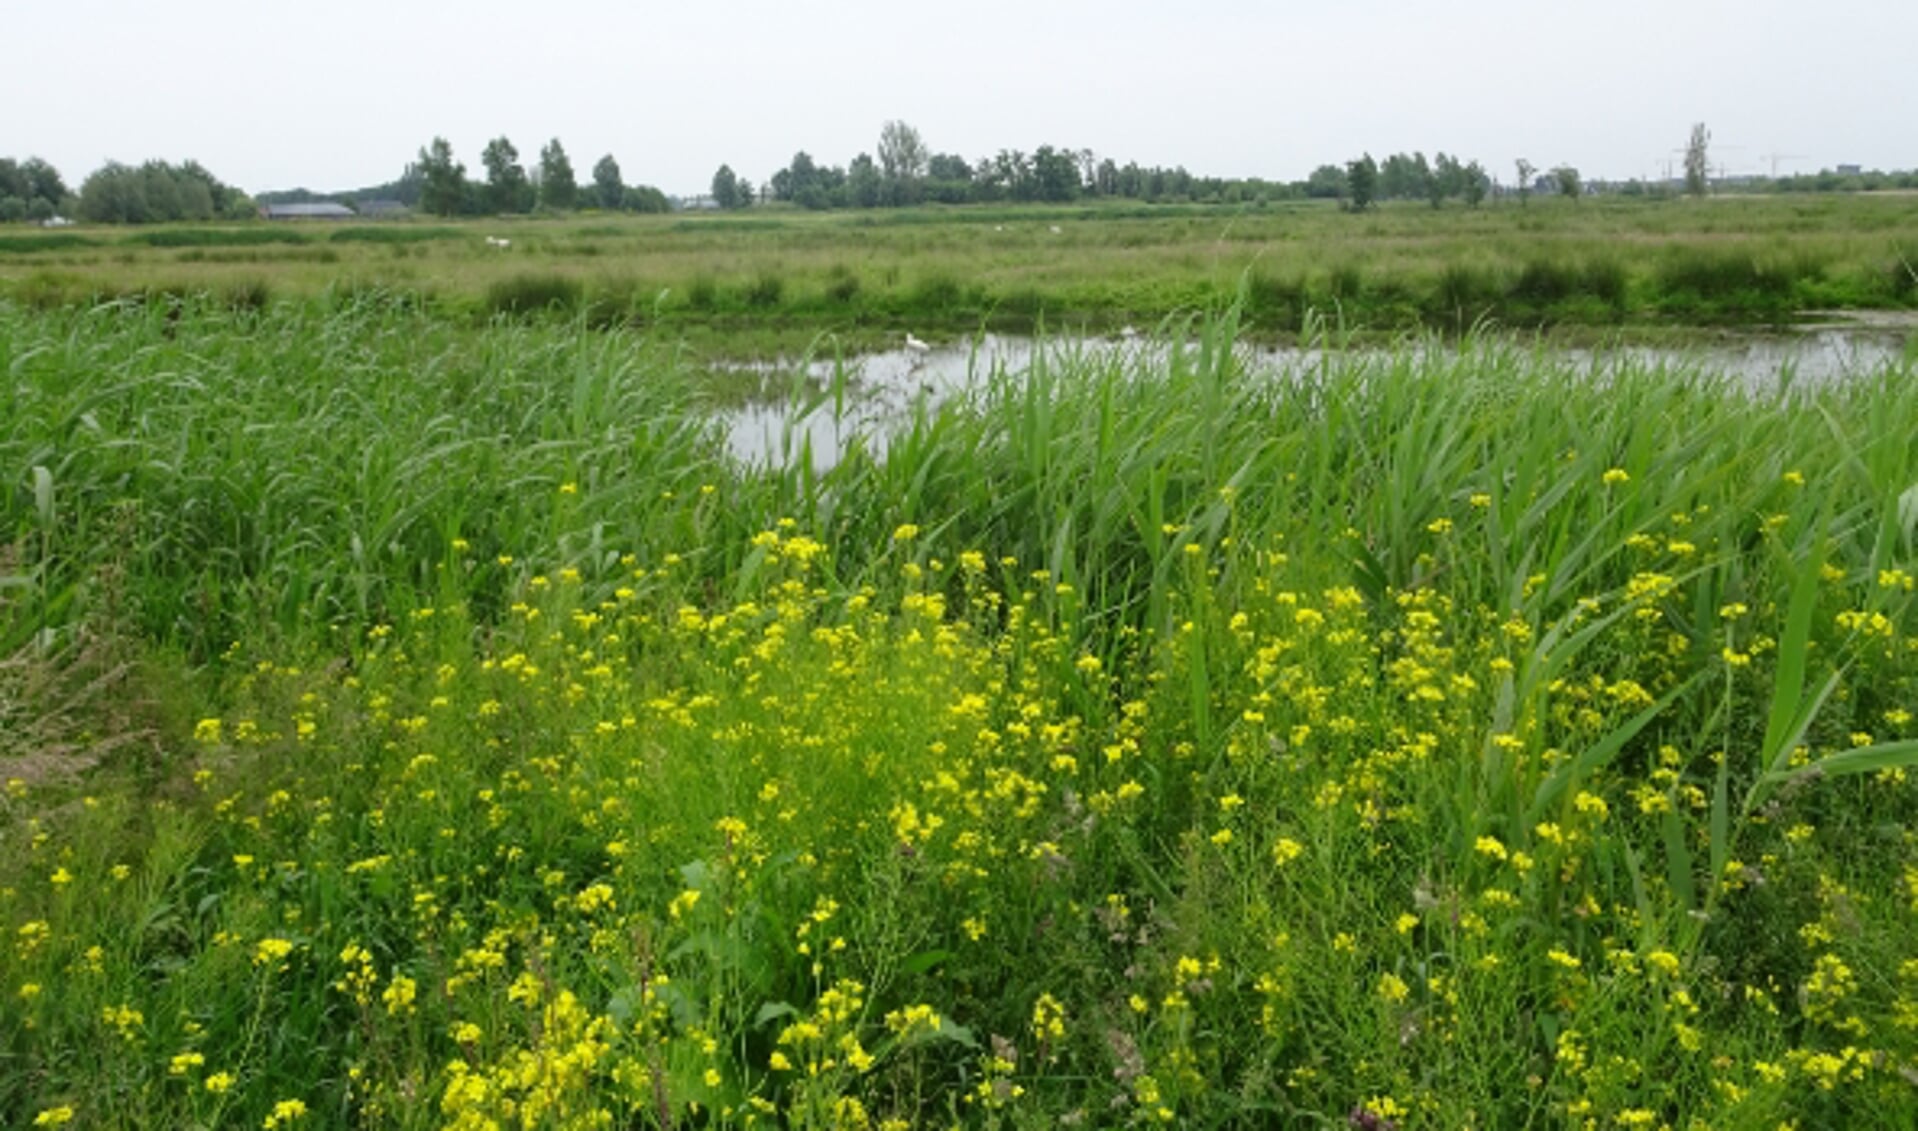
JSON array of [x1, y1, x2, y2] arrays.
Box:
[[1093, 157, 1119, 197], [1515, 158, 1536, 205], [1031, 146, 1080, 203], [1345, 154, 1379, 211], [1554, 165, 1582, 201], [74, 160, 238, 223], [77, 162, 145, 223], [1380, 152, 1430, 201], [710, 164, 740, 209], [592, 154, 623, 210], [481, 137, 532, 213], [623, 185, 670, 213], [1305, 164, 1347, 199], [417, 138, 467, 216], [1685, 123, 1711, 197], [0, 157, 69, 215], [877, 120, 928, 181], [23, 158, 67, 207], [1430, 152, 1470, 209], [0, 158, 24, 202], [538, 139, 577, 211], [1462, 160, 1489, 208], [845, 154, 884, 208]]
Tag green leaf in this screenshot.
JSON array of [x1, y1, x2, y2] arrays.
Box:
[[1661, 805, 1696, 914], [753, 1000, 799, 1027], [900, 949, 955, 977], [32, 464, 54, 526], [1745, 669, 1844, 816], [1529, 671, 1705, 824], [1773, 739, 1918, 783], [1759, 536, 1824, 772]]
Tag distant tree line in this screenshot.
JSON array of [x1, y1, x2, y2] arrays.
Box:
[[1, 156, 252, 224], [1312, 151, 1493, 212], [714, 124, 1501, 214], [6, 134, 1918, 226], [404, 136, 670, 217], [73, 161, 254, 224], [735, 122, 1306, 211], [1767, 169, 1918, 193], [0, 157, 69, 223]]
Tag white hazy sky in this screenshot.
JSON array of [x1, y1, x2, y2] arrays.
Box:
[[6, 0, 1912, 197]]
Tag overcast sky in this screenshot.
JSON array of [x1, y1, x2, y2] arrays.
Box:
[[6, 0, 1912, 197]]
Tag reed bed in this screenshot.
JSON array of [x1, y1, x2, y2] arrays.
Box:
[[4, 195, 1916, 340], [2, 298, 1917, 1127]]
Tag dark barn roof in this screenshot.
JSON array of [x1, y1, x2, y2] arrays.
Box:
[[260, 202, 356, 220]]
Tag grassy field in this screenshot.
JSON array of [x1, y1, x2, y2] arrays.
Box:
[[3, 194, 1917, 351], [4, 295, 1918, 1127]]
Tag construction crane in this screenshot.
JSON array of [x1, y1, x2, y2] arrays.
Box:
[[1670, 143, 1746, 184], [1760, 152, 1809, 178]]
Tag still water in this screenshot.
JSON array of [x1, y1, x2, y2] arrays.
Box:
[[721, 323, 1916, 472]]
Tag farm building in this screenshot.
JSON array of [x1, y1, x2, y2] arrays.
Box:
[[259, 202, 356, 220]]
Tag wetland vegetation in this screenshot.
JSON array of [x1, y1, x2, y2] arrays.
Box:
[[3, 193, 1916, 353], [4, 290, 1918, 1126]]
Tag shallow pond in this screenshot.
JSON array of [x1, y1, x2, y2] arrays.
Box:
[[721, 320, 1917, 472]]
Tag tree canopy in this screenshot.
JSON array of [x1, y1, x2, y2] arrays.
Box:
[[74, 160, 250, 224], [538, 139, 577, 212]]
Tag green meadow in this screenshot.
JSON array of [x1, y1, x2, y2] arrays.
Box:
[[2, 217, 1918, 1127], [3, 194, 1916, 352]]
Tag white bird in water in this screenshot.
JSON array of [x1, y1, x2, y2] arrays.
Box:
[[1048, 225, 1062, 234], [903, 333, 931, 373]]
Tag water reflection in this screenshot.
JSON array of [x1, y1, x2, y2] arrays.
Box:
[[720, 324, 1915, 472]]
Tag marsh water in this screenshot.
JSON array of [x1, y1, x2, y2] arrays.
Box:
[[721, 321, 1917, 471]]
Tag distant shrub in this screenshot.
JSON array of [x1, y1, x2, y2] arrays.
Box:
[[1431, 263, 1501, 317], [1891, 246, 1918, 300], [0, 233, 97, 254], [742, 272, 785, 307], [1243, 272, 1308, 326], [1510, 257, 1581, 305], [994, 286, 1047, 321], [1502, 256, 1626, 322], [10, 271, 86, 308], [131, 228, 310, 249], [1655, 246, 1807, 321], [484, 273, 582, 317], [220, 279, 273, 312], [326, 283, 429, 315], [1582, 258, 1629, 310], [685, 276, 718, 311], [329, 226, 463, 245], [1327, 263, 1364, 300], [911, 273, 964, 312], [824, 267, 861, 304]]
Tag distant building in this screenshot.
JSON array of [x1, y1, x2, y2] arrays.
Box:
[[355, 199, 408, 219], [1836, 164, 1862, 177], [260, 202, 356, 221], [40, 215, 74, 228], [675, 195, 720, 211]]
